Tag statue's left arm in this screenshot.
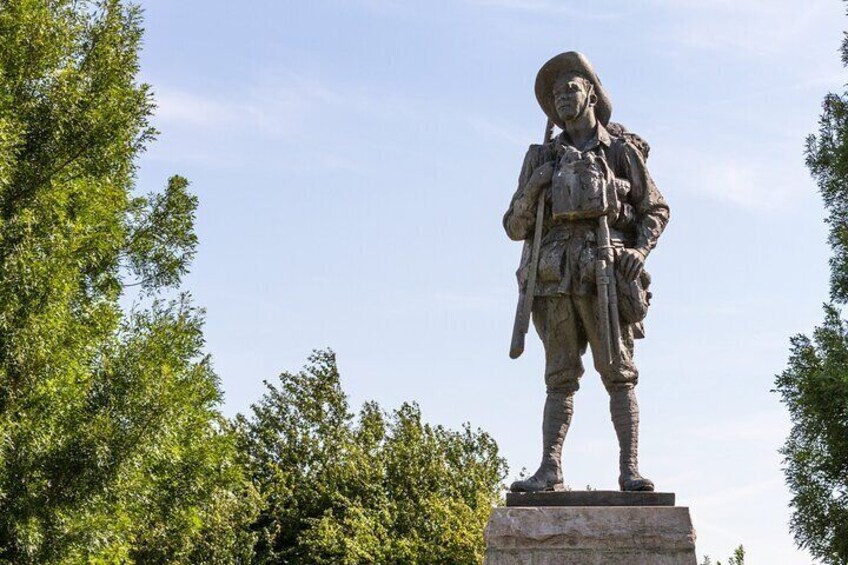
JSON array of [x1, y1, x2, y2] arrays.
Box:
[[620, 141, 670, 258]]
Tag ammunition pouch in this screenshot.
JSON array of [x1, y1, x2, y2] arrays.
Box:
[[551, 147, 618, 221], [616, 267, 652, 325]]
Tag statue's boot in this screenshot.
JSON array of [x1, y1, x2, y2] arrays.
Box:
[[510, 392, 573, 492], [610, 386, 655, 492]]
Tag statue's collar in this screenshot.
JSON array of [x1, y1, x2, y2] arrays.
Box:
[[556, 123, 611, 151]]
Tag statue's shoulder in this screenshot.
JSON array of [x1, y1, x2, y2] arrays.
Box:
[[607, 122, 650, 161], [527, 141, 557, 157], [523, 141, 557, 166]]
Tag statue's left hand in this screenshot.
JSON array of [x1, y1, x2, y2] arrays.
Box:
[[617, 248, 645, 282]]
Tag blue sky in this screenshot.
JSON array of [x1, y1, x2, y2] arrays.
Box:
[[134, 0, 846, 562]]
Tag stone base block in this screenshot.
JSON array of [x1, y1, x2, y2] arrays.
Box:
[[507, 490, 676, 507], [484, 506, 697, 565]]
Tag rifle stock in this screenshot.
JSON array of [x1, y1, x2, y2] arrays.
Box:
[[509, 118, 553, 359], [509, 293, 528, 359]]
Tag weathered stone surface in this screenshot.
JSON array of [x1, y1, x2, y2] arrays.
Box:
[[484, 506, 697, 565], [507, 490, 675, 507], [486, 550, 695, 565]]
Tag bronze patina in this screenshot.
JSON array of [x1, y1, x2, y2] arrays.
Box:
[[505, 52, 670, 493]]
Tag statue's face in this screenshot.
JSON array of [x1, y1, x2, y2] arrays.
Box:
[[553, 73, 595, 123]]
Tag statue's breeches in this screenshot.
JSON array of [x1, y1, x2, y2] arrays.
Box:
[[532, 294, 638, 394]]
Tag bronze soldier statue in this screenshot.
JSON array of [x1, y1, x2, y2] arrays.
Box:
[[505, 52, 670, 493]]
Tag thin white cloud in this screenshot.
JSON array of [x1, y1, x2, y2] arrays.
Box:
[[148, 70, 486, 175], [646, 0, 838, 56], [348, 0, 412, 17], [654, 144, 814, 214], [689, 410, 790, 444], [464, 116, 533, 148], [153, 74, 327, 137], [685, 71, 847, 117], [691, 477, 785, 509], [701, 161, 773, 211], [462, 0, 622, 19], [349, 0, 622, 19], [154, 89, 245, 129], [152, 71, 428, 138]]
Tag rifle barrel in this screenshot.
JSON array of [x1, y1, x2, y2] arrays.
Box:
[[508, 118, 554, 359]]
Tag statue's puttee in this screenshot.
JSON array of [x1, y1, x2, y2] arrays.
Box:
[[505, 52, 670, 493]]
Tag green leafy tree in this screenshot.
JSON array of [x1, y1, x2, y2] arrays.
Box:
[[775, 6, 848, 564], [0, 1, 255, 562], [237, 350, 507, 565], [700, 545, 745, 565]]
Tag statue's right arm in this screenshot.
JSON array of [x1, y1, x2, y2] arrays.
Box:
[[503, 144, 545, 241]]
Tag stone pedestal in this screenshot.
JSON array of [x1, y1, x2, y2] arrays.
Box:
[[484, 492, 697, 565]]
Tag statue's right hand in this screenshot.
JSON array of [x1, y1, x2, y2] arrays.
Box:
[[527, 161, 554, 193]]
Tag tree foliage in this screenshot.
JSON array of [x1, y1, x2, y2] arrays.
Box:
[[700, 545, 745, 565], [775, 7, 848, 564], [237, 350, 508, 565], [777, 308, 848, 564], [0, 1, 255, 562]]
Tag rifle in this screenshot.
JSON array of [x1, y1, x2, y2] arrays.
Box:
[[509, 118, 554, 359], [595, 160, 622, 367]]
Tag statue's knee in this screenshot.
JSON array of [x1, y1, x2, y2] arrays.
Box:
[[545, 365, 582, 394], [600, 368, 638, 393], [545, 380, 579, 395], [604, 381, 635, 394]]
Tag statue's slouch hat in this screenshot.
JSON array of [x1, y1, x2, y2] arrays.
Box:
[[535, 51, 612, 128]]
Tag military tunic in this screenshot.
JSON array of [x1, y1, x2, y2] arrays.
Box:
[[503, 123, 669, 394]]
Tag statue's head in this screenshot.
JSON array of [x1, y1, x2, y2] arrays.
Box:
[[535, 52, 611, 129], [552, 72, 596, 124]]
